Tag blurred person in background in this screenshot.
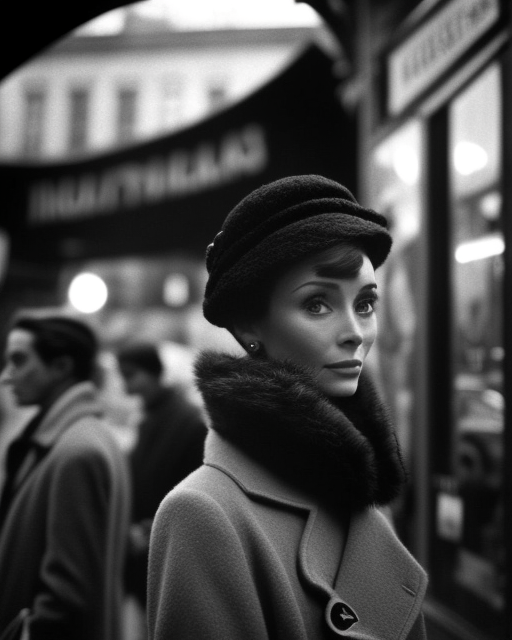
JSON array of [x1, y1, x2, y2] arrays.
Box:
[[116, 341, 207, 624], [0, 313, 131, 640]]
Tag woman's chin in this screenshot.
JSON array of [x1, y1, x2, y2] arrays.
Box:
[[318, 375, 360, 398]]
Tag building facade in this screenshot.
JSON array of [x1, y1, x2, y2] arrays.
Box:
[[0, 11, 335, 161]]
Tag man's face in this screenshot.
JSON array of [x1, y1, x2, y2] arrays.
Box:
[[2, 329, 58, 407], [118, 361, 159, 406]]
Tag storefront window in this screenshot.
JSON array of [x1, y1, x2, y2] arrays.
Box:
[[435, 62, 504, 636], [369, 121, 423, 466], [368, 121, 424, 545]]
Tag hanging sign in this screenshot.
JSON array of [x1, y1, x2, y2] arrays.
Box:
[[27, 123, 267, 225], [388, 0, 501, 115]]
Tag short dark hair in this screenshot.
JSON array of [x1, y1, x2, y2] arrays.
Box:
[[116, 342, 163, 378], [11, 314, 98, 382]]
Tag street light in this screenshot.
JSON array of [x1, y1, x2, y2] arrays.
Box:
[[68, 272, 108, 313]]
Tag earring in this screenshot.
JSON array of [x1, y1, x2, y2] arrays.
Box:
[[248, 341, 260, 354]]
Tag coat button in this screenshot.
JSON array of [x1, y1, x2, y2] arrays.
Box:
[[325, 597, 359, 634]]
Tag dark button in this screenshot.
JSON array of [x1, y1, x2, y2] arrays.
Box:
[[325, 598, 359, 634]]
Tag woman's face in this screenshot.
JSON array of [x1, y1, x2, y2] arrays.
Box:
[[246, 248, 378, 397]]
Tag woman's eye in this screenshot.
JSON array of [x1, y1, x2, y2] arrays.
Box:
[[305, 297, 330, 314], [356, 297, 377, 315]]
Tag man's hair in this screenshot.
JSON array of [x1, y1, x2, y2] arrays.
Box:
[[116, 342, 163, 378], [11, 314, 98, 382]]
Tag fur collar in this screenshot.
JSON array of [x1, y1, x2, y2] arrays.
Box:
[[194, 351, 406, 510]]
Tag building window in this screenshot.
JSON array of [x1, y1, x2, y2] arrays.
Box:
[[68, 87, 89, 154], [161, 80, 183, 131], [207, 82, 228, 113], [117, 87, 138, 144], [23, 88, 46, 158]]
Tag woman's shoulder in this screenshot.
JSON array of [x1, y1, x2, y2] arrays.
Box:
[[157, 463, 246, 513], [151, 464, 254, 549]]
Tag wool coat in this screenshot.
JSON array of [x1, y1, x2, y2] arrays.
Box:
[[147, 353, 428, 640], [0, 382, 131, 640]]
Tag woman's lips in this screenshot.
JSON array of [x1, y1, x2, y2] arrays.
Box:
[[324, 360, 362, 376], [325, 360, 362, 369]]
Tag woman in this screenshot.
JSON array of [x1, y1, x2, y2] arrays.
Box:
[[147, 175, 428, 640]]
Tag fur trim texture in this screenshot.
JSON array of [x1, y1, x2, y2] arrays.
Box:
[[194, 351, 406, 509]]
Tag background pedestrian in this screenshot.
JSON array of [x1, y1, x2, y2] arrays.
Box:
[[0, 313, 131, 640]]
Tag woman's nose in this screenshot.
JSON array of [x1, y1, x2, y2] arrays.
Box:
[[337, 311, 363, 345]]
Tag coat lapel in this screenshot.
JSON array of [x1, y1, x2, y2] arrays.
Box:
[[32, 382, 102, 448], [323, 509, 428, 639], [10, 382, 102, 495]]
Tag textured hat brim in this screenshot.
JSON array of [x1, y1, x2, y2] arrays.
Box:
[[203, 212, 392, 328]]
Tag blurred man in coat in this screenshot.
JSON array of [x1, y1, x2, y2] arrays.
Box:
[[116, 341, 207, 611], [0, 313, 130, 640]]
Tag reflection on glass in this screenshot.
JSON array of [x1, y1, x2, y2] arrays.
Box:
[[369, 121, 422, 466], [369, 121, 423, 546], [445, 63, 504, 632]]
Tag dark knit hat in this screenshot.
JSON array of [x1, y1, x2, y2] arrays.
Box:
[[203, 174, 392, 328]]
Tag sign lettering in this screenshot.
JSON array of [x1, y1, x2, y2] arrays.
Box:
[[28, 123, 267, 224], [388, 0, 500, 115]]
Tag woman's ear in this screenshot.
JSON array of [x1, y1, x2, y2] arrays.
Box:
[[231, 320, 261, 353]]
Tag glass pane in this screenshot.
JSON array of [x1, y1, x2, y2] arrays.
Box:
[[368, 120, 424, 544], [442, 62, 504, 635]]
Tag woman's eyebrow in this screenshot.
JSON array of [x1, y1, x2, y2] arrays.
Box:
[[292, 281, 378, 294], [360, 283, 378, 292], [292, 280, 339, 293]]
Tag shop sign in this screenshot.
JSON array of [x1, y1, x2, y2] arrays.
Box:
[[27, 124, 267, 224], [388, 0, 500, 115]]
